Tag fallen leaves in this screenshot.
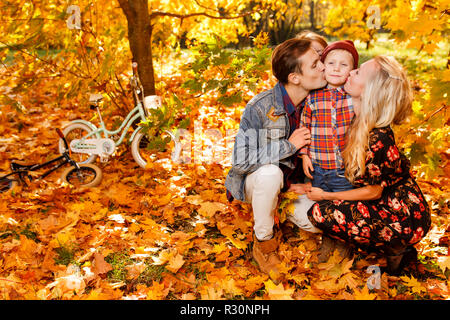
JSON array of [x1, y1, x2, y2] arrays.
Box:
[[1, 148, 448, 300], [437, 256, 450, 273], [198, 201, 227, 218], [265, 280, 295, 300], [166, 252, 185, 273], [93, 253, 113, 277], [400, 275, 427, 295], [0, 55, 448, 301]]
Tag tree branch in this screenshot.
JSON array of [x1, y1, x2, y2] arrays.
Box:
[[405, 103, 449, 135], [192, 0, 217, 13], [149, 10, 252, 21]]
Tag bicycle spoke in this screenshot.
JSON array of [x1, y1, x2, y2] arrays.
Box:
[[66, 167, 96, 186], [59, 123, 96, 164]]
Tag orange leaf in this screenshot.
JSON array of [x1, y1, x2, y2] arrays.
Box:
[[353, 286, 377, 300], [166, 252, 185, 273], [264, 280, 294, 300], [93, 253, 112, 277]]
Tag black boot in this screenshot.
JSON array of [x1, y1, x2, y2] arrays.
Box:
[[318, 235, 353, 263], [385, 246, 418, 276]]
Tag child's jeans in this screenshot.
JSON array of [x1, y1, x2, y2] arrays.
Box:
[[311, 164, 354, 192]]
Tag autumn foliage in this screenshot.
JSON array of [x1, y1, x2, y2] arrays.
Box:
[[0, 0, 449, 300]]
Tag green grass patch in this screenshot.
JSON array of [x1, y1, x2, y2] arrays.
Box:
[[136, 264, 167, 285], [54, 243, 78, 266], [0, 224, 40, 242], [104, 250, 134, 282]]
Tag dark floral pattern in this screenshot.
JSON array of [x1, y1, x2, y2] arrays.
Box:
[[307, 126, 431, 250]]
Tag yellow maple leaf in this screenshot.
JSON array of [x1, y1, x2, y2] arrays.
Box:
[[238, 276, 265, 295], [338, 272, 359, 290], [313, 278, 339, 294], [146, 281, 169, 300], [152, 249, 174, 265], [400, 276, 426, 294], [198, 201, 226, 218], [156, 193, 172, 206], [166, 252, 185, 273], [264, 280, 294, 300], [353, 286, 377, 300], [216, 221, 248, 250]]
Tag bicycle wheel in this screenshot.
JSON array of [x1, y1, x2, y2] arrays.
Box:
[[60, 164, 102, 188], [0, 177, 18, 193], [59, 123, 97, 165], [130, 128, 152, 169], [131, 128, 181, 168]]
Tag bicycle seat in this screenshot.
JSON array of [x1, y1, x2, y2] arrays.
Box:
[[89, 93, 103, 103]]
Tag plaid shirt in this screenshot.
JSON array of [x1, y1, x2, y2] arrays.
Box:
[[300, 85, 354, 170]]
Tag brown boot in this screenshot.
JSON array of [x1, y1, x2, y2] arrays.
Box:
[[281, 221, 297, 242], [252, 233, 283, 283], [318, 235, 353, 263]]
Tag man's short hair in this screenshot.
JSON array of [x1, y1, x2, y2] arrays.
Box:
[[271, 38, 312, 84]]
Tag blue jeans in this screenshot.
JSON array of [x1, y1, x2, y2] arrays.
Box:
[[311, 164, 354, 192]]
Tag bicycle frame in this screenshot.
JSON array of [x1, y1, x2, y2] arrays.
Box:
[[72, 99, 146, 148], [8, 152, 76, 183]]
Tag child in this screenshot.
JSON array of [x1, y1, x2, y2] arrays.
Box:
[[299, 40, 359, 192]]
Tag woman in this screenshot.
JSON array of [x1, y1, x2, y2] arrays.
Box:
[[296, 30, 328, 57], [304, 55, 431, 275]]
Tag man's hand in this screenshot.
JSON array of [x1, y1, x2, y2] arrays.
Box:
[[287, 182, 312, 194], [288, 127, 311, 150], [302, 154, 314, 179], [306, 187, 326, 201]]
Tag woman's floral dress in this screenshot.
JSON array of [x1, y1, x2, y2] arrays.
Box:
[[307, 126, 431, 250]]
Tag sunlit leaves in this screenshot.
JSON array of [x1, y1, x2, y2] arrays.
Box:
[[182, 34, 271, 106]]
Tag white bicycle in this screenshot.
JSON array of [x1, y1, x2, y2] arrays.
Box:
[[59, 63, 181, 168]]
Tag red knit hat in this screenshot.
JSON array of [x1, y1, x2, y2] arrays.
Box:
[[320, 40, 359, 69]]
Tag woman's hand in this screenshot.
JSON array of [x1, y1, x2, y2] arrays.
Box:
[[306, 187, 326, 201], [287, 182, 312, 194]]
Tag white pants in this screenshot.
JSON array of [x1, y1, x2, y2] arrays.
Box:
[[244, 164, 322, 241]]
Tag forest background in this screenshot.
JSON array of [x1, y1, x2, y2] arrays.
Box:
[[0, 0, 449, 300]]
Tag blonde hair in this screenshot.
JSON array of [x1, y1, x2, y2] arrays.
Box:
[[343, 55, 413, 183], [295, 30, 328, 48]]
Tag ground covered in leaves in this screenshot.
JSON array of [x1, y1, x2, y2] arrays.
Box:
[[0, 73, 449, 301]]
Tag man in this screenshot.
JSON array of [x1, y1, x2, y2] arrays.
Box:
[[225, 38, 327, 282]]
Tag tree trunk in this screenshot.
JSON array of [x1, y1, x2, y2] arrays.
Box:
[[309, 0, 316, 31], [118, 0, 156, 96]]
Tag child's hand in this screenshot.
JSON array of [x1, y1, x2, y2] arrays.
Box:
[[302, 155, 314, 179]]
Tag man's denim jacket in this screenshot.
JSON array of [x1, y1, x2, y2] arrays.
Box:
[[225, 82, 299, 201]]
